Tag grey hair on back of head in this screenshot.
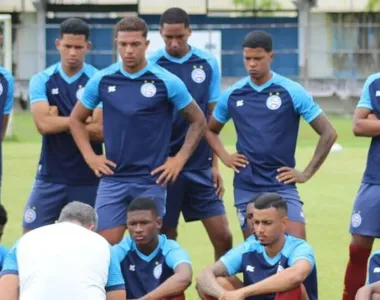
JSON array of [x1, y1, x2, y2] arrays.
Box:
[[58, 201, 98, 230]]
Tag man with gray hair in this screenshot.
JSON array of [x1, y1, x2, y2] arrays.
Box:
[[0, 201, 126, 300]]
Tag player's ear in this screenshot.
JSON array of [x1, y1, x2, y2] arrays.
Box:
[[281, 216, 288, 231], [86, 41, 92, 52], [188, 26, 192, 37], [145, 39, 150, 49], [156, 216, 162, 230], [55, 38, 61, 50], [269, 51, 274, 61]]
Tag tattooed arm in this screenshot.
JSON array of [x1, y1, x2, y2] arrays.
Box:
[[196, 261, 230, 298]]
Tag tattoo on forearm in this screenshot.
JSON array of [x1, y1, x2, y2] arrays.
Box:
[[198, 263, 229, 298]]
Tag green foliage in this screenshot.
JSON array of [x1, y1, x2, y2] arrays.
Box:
[[232, 0, 282, 10], [367, 0, 380, 11]]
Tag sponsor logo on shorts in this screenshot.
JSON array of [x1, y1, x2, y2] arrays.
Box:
[[351, 212, 362, 228], [374, 267, 380, 273], [24, 208, 36, 223], [153, 263, 162, 279]]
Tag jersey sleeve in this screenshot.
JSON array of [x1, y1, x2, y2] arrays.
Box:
[[219, 243, 245, 276], [165, 243, 192, 270], [208, 57, 221, 103], [105, 246, 125, 292], [357, 76, 375, 110], [288, 242, 315, 270], [368, 252, 380, 284], [212, 89, 231, 124], [81, 74, 102, 110], [3, 72, 14, 115], [165, 75, 193, 110], [29, 73, 48, 104], [291, 84, 323, 123], [0, 243, 19, 276]]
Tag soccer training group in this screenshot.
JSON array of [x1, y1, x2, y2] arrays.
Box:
[[0, 6, 379, 300]]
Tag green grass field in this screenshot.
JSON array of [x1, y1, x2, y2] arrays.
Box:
[[1, 111, 378, 299]]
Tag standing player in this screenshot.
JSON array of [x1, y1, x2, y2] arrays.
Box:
[[113, 197, 192, 300], [0, 25, 14, 198], [205, 31, 337, 240], [22, 18, 103, 232], [342, 73, 380, 300], [196, 193, 317, 300], [148, 7, 232, 259], [69, 16, 206, 245]]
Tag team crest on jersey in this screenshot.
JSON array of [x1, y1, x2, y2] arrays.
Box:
[[76, 85, 85, 101], [141, 81, 157, 98], [266, 92, 282, 110], [351, 211, 362, 228], [153, 263, 162, 279], [191, 65, 206, 83], [24, 207, 37, 224], [237, 209, 245, 227], [0, 82, 3, 96]]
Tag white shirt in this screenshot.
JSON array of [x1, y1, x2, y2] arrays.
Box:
[[1, 222, 124, 300]]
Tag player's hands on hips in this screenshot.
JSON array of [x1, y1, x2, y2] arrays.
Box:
[[151, 155, 186, 187], [276, 167, 309, 184], [221, 153, 249, 173], [219, 290, 245, 300], [86, 154, 116, 177], [212, 166, 225, 198], [49, 105, 59, 116]]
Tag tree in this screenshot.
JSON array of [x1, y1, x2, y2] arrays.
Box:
[[232, 0, 282, 10], [367, 0, 380, 11]]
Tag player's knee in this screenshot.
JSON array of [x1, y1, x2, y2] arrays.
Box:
[[161, 227, 178, 240]]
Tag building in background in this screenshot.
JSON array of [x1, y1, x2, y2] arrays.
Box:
[[1, 0, 380, 113]]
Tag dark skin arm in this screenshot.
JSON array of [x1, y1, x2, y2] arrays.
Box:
[[208, 102, 224, 198], [2, 114, 10, 140], [352, 108, 380, 137], [151, 100, 206, 186], [276, 113, 338, 184], [205, 116, 249, 173], [31, 102, 70, 135], [69, 102, 116, 177], [139, 263, 192, 300]]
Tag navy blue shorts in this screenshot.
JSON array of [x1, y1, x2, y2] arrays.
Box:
[[349, 183, 380, 237], [162, 168, 226, 228], [95, 179, 166, 232], [23, 179, 98, 229], [234, 188, 305, 230]]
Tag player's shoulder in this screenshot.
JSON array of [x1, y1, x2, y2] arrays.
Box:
[[272, 72, 307, 95], [83, 63, 99, 77], [0, 66, 13, 82], [147, 48, 166, 64], [31, 63, 60, 83], [370, 249, 380, 262], [192, 47, 217, 63], [364, 72, 380, 87], [89, 62, 120, 83], [113, 235, 132, 255], [160, 234, 185, 254], [149, 62, 182, 82], [282, 234, 314, 257], [222, 77, 250, 97]]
